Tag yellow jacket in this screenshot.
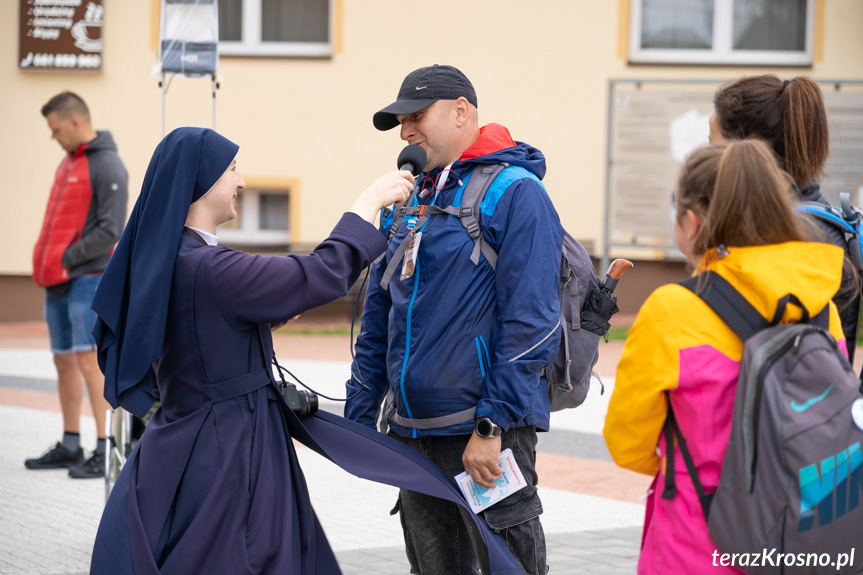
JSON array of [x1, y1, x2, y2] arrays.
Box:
[[603, 241, 846, 574]]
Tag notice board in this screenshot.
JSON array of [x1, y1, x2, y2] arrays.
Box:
[[606, 81, 863, 258], [19, 0, 104, 72]]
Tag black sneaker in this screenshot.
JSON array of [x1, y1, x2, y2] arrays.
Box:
[[24, 442, 85, 469], [68, 450, 105, 479]]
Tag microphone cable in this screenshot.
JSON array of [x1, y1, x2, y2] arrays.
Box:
[[271, 265, 371, 403]]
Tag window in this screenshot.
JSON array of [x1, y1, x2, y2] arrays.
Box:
[[218, 182, 293, 247], [217, 0, 332, 57], [629, 0, 814, 66]]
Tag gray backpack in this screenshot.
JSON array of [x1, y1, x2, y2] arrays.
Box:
[[380, 163, 601, 415], [665, 272, 863, 574]]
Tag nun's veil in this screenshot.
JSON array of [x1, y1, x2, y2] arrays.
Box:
[[92, 127, 239, 416]]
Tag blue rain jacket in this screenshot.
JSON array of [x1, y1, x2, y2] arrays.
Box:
[[346, 124, 564, 438]]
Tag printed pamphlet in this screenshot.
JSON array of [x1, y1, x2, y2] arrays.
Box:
[[455, 448, 527, 513]]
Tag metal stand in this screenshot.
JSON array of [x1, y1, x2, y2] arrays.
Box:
[[160, 72, 219, 137], [104, 407, 132, 502]]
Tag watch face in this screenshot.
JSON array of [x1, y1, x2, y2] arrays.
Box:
[[475, 418, 492, 437]]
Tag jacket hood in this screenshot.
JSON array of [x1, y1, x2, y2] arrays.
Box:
[[797, 179, 827, 205], [78, 130, 118, 156], [456, 123, 546, 180], [697, 241, 843, 323]]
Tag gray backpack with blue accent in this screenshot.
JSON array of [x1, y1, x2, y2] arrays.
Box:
[[380, 163, 601, 415], [797, 193, 863, 276], [665, 272, 863, 574], [798, 193, 863, 366]]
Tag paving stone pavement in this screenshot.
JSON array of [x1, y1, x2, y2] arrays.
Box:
[[0, 330, 647, 574]]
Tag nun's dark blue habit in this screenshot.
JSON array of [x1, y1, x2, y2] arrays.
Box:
[[90, 128, 526, 575]]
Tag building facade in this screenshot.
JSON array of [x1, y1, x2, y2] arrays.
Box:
[[2, 0, 862, 320]]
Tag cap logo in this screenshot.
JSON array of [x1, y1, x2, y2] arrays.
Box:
[[415, 86, 427, 91]]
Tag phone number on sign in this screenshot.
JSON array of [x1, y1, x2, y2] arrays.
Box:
[[21, 53, 101, 69]]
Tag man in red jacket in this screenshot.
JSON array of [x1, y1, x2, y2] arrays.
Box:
[[26, 92, 128, 479]]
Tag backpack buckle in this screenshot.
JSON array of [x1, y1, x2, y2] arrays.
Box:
[[560, 268, 573, 289], [465, 219, 481, 240], [459, 206, 473, 217]]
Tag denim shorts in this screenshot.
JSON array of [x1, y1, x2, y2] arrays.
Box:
[[44, 274, 101, 354]]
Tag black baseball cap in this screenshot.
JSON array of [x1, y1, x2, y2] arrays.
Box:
[[373, 65, 478, 131]]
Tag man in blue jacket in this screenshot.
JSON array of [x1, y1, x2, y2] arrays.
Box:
[[346, 65, 564, 575]]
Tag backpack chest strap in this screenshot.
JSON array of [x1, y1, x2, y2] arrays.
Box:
[[380, 213, 430, 290], [378, 164, 510, 290]]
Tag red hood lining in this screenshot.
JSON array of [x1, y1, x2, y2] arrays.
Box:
[[459, 123, 516, 162]]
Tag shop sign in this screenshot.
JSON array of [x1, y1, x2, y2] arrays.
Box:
[[19, 0, 104, 72]]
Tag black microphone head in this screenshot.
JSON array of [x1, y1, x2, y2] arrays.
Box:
[[397, 144, 427, 176]]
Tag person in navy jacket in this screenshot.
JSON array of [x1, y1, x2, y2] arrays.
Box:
[[346, 65, 564, 575], [89, 127, 414, 574]]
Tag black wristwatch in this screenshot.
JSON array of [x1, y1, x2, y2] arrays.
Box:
[[474, 417, 503, 439]]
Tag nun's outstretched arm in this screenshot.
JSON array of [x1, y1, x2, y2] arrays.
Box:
[[202, 212, 387, 328]]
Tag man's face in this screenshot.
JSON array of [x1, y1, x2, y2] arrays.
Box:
[[396, 100, 457, 172], [45, 112, 81, 154]]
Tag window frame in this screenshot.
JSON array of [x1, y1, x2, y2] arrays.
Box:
[[628, 0, 815, 66], [217, 178, 295, 247], [218, 0, 333, 58]]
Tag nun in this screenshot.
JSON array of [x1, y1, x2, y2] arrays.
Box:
[[89, 127, 414, 574]]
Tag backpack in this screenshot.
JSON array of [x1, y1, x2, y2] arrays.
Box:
[[663, 272, 863, 574], [797, 193, 863, 276], [379, 163, 601, 413], [798, 193, 863, 366]]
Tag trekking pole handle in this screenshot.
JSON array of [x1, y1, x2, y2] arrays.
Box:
[[601, 259, 634, 293]]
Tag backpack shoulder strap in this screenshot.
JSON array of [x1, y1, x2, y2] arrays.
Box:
[[459, 164, 508, 211], [838, 193, 863, 275], [797, 202, 858, 235], [840, 192, 858, 221], [678, 272, 769, 341], [661, 401, 714, 519], [680, 271, 830, 336], [454, 163, 509, 269]]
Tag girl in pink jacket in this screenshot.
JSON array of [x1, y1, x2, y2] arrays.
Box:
[[604, 139, 846, 574]]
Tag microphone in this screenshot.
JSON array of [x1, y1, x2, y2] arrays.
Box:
[[397, 144, 427, 176]]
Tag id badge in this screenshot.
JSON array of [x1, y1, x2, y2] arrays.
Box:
[[400, 232, 422, 281]]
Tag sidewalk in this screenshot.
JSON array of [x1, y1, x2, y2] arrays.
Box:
[[0, 321, 648, 575]]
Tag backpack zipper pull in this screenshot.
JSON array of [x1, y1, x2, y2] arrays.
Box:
[[793, 332, 805, 352]]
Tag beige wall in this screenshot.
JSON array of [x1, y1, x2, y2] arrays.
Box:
[[2, 0, 862, 286]]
